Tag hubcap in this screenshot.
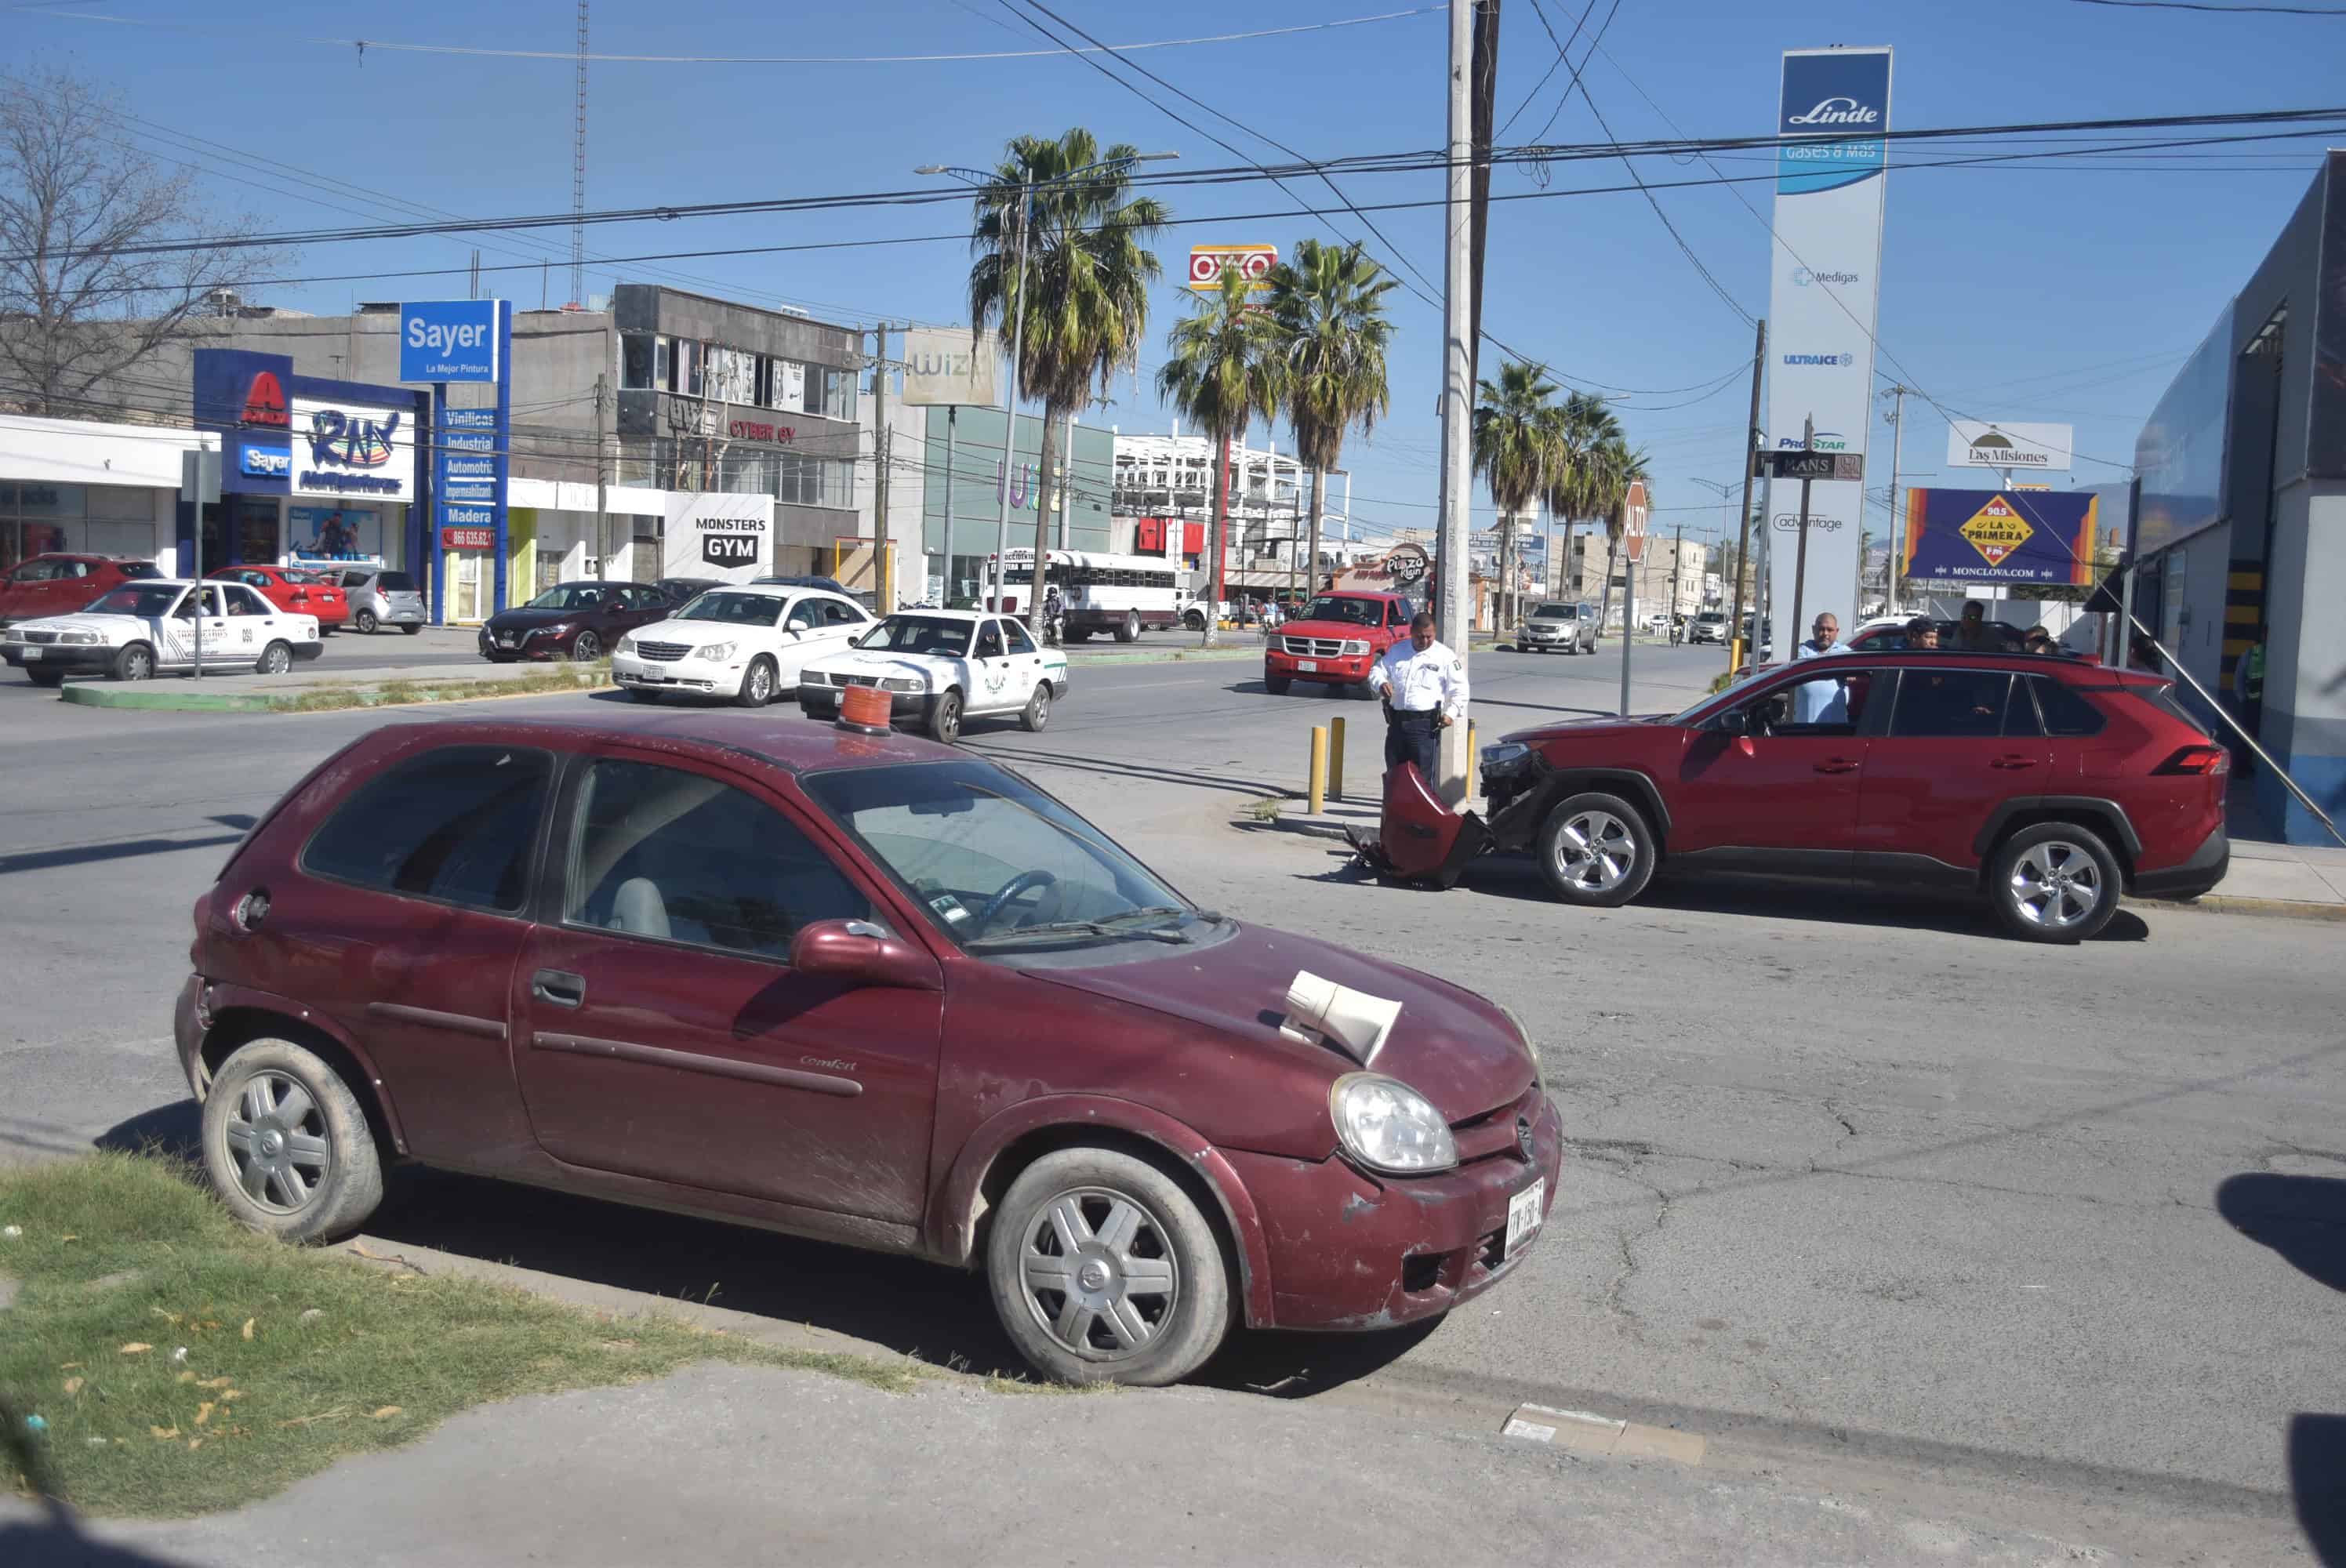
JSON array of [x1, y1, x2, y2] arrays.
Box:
[[222, 1069, 331, 1214], [2010, 840, 2102, 930], [750, 665, 771, 699], [1017, 1188, 1179, 1361], [1553, 810, 1636, 892]]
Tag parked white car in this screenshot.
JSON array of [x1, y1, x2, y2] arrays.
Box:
[[798, 610, 1069, 743], [611, 584, 873, 706], [1, 579, 321, 686]]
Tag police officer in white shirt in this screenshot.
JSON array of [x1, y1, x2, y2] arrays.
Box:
[[1367, 612, 1469, 780]]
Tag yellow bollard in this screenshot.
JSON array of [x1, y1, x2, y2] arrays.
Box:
[[1730, 635, 1745, 671], [1308, 725, 1328, 815], [1327, 716, 1346, 801], [1465, 720, 1479, 801]]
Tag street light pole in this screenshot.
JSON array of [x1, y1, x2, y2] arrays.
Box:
[[1435, 0, 1475, 802]]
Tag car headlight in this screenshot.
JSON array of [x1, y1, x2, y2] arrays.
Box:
[[697, 641, 737, 662], [1480, 741, 1531, 771], [60, 630, 102, 645], [801, 670, 831, 687], [1339, 640, 1370, 656], [2, 629, 24, 644], [616, 635, 637, 655], [536, 622, 570, 637], [1329, 1073, 1457, 1174], [880, 676, 925, 693]]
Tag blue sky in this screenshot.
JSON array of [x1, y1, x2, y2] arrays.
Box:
[[19, 0, 2344, 550]]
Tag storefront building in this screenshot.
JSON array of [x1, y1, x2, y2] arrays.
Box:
[[2128, 151, 2346, 844], [0, 415, 212, 574]]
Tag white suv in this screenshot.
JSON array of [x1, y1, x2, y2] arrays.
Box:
[[612, 584, 873, 706]]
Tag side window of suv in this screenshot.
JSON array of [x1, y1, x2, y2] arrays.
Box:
[[2028, 675, 2108, 737], [303, 746, 553, 913], [565, 759, 870, 959], [1888, 670, 2013, 739]]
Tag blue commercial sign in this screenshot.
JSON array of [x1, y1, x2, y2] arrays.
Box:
[[399, 300, 503, 383], [427, 300, 516, 623], [1778, 49, 1890, 196], [240, 448, 291, 479]]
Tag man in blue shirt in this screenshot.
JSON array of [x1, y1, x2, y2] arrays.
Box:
[[1790, 612, 1851, 725]]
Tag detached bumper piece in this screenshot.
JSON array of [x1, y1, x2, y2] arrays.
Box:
[[1345, 762, 1489, 890]]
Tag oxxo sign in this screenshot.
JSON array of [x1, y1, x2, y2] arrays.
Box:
[[399, 301, 502, 383]]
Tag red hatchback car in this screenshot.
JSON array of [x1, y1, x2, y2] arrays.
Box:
[[1264, 590, 1414, 695], [0, 554, 159, 626], [1473, 651, 2228, 942], [208, 566, 350, 631], [174, 711, 1560, 1385]]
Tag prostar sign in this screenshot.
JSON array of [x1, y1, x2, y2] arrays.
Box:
[[1959, 496, 2035, 566]]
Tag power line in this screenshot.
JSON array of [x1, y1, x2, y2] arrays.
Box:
[[2065, 0, 2346, 13]]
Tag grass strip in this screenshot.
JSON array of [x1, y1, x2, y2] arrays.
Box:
[[0, 1152, 917, 1519], [269, 660, 613, 713]]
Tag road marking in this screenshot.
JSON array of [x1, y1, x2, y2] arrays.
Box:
[[1504, 1402, 1705, 1465]]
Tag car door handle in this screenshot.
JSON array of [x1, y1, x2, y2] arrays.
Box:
[[1990, 756, 2039, 770], [1814, 758, 1861, 775], [532, 970, 586, 1008]]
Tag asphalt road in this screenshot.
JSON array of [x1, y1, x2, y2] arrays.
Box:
[[3, 643, 2337, 1561]]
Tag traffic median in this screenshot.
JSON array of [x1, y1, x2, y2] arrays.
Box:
[[54, 660, 614, 715]]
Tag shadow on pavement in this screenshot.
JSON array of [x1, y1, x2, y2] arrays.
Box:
[[2, 1396, 191, 1567], [2290, 1415, 2346, 1566], [2219, 1174, 2346, 1561], [0, 833, 246, 880], [95, 1102, 199, 1161]]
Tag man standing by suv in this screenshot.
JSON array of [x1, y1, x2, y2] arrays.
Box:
[[1369, 612, 1469, 779], [1790, 612, 1850, 724]]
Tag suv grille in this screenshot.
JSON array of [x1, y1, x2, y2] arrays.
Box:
[[634, 641, 692, 663], [1283, 635, 1349, 657]]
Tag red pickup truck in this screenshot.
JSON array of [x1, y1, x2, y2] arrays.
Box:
[[1262, 590, 1416, 695], [0, 554, 161, 626]]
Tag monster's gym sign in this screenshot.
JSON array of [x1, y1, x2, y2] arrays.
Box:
[[699, 514, 766, 568]]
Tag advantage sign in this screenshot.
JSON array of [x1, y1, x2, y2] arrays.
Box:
[[1188, 245, 1277, 293], [399, 301, 503, 383]]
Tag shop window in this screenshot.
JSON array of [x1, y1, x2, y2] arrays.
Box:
[[235, 499, 279, 565], [775, 359, 806, 412], [655, 336, 674, 392], [622, 334, 656, 390]]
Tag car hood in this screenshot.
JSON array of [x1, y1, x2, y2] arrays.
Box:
[[1502, 712, 1680, 747], [484, 607, 586, 632], [627, 615, 771, 647], [806, 648, 950, 681], [1279, 618, 1385, 641], [1029, 921, 1532, 1124], [12, 612, 139, 636]]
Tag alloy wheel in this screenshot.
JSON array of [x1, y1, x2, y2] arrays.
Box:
[[1015, 1188, 1180, 1361], [2008, 840, 2103, 931], [222, 1070, 332, 1214], [572, 632, 601, 662], [1552, 808, 1636, 893]]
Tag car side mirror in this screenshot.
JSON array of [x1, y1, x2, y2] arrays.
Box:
[[790, 919, 942, 991], [1716, 707, 1751, 736]]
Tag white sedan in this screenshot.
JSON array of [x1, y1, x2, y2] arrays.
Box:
[[2, 579, 321, 686], [798, 610, 1068, 743], [612, 584, 873, 706]]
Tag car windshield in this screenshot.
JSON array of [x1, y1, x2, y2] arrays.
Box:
[[1300, 597, 1383, 626], [1531, 603, 1574, 619], [119, 561, 161, 579], [527, 585, 607, 611], [859, 615, 971, 658], [674, 592, 783, 627], [802, 760, 1198, 954], [377, 572, 415, 592], [85, 585, 183, 618], [1698, 612, 1724, 622]]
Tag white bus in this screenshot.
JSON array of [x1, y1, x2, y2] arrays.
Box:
[[982, 549, 1190, 642]]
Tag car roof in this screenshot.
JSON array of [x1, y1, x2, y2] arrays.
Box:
[[383, 709, 955, 775], [878, 608, 994, 623]]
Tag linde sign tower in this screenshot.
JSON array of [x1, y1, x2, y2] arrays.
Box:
[[1766, 46, 1891, 642]]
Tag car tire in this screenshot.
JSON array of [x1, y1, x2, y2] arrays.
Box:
[[254, 641, 293, 676], [112, 643, 156, 681], [1263, 676, 1292, 695], [353, 609, 379, 634], [1989, 822, 2122, 944], [1116, 611, 1140, 644], [986, 1146, 1233, 1387], [570, 631, 602, 662], [1184, 611, 1205, 632], [26, 666, 64, 688], [928, 688, 963, 745], [399, 623, 422, 636], [201, 1037, 384, 1245], [1536, 790, 1658, 908], [1021, 684, 1052, 732], [735, 655, 777, 709], [628, 687, 663, 704]]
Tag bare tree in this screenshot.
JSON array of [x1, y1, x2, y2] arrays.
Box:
[[0, 65, 289, 418]]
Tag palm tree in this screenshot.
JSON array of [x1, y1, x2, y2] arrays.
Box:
[[967, 129, 1168, 633], [1157, 266, 1283, 646], [1472, 361, 1560, 631], [1593, 437, 1654, 633], [1543, 390, 1620, 604], [1266, 239, 1396, 601]]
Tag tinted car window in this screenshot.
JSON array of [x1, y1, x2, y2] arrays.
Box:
[[1890, 670, 2011, 739], [1299, 596, 1382, 626], [303, 746, 551, 913], [819, 598, 866, 627], [119, 562, 161, 579], [2031, 676, 2109, 737], [11, 561, 55, 582], [1002, 620, 1037, 655], [565, 760, 868, 959], [862, 615, 971, 657], [2001, 675, 2042, 736], [376, 571, 416, 592]]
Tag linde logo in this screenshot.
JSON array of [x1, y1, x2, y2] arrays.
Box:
[[1792, 267, 1861, 288], [1787, 96, 1879, 128], [1781, 351, 1854, 367]]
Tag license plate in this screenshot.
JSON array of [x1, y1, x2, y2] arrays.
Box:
[[498, 637, 517, 648], [1505, 1178, 1545, 1254], [21, 647, 41, 660], [1297, 660, 1318, 673]]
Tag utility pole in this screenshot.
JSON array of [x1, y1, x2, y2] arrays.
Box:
[[871, 322, 892, 612], [1670, 524, 1685, 637], [940, 405, 957, 605], [993, 183, 1031, 619], [571, 0, 589, 309], [593, 372, 609, 579], [1435, 0, 1476, 800], [1790, 412, 1815, 652], [1882, 382, 1908, 615], [1727, 317, 1765, 670]]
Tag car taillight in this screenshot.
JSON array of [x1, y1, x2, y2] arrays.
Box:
[[2155, 745, 2229, 776]]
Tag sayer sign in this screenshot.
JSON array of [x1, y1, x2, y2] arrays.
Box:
[[398, 301, 502, 383]]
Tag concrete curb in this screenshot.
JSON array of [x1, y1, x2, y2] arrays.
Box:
[[58, 674, 613, 714], [60, 685, 278, 713], [1068, 636, 1508, 668]]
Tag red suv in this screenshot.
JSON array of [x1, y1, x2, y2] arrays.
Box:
[[1475, 651, 2228, 942], [208, 565, 349, 632], [1264, 590, 1414, 695], [172, 711, 1559, 1385], [0, 554, 159, 626]]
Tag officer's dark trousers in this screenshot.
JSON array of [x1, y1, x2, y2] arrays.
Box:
[[1384, 707, 1440, 779]]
